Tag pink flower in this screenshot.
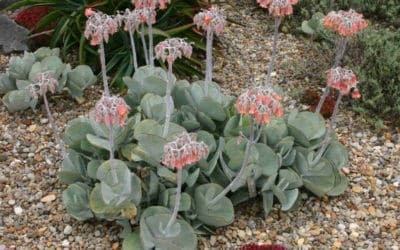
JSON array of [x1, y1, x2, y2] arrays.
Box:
[[29, 71, 59, 97], [155, 38, 193, 65], [138, 7, 156, 24], [351, 88, 361, 99], [84, 9, 119, 46], [326, 67, 358, 95], [93, 95, 130, 128], [324, 9, 368, 36], [133, 0, 171, 10], [116, 9, 142, 32], [257, 0, 298, 17], [193, 6, 226, 36], [235, 86, 283, 125], [85, 8, 96, 17], [162, 132, 208, 169]]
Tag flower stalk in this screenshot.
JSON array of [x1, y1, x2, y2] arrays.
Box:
[[155, 38, 192, 137], [139, 25, 149, 65], [209, 120, 256, 206], [205, 26, 214, 95], [164, 168, 183, 233], [193, 6, 226, 96], [163, 61, 173, 137], [315, 37, 348, 113], [99, 41, 110, 96], [265, 17, 282, 87], [30, 71, 66, 158], [43, 93, 66, 157]]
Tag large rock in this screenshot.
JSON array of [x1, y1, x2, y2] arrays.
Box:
[[0, 14, 29, 54]]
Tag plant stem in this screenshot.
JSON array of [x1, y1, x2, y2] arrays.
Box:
[[109, 124, 118, 183], [164, 168, 182, 233], [265, 17, 282, 87], [209, 119, 255, 206], [312, 92, 343, 164], [128, 29, 138, 71], [99, 41, 110, 97], [205, 27, 214, 96], [315, 37, 348, 113], [140, 24, 149, 65], [247, 177, 257, 198], [329, 0, 335, 10], [43, 94, 66, 157], [163, 62, 173, 138], [147, 11, 154, 67]]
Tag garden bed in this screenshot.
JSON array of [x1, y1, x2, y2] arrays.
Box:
[[0, 1, 399, 249]]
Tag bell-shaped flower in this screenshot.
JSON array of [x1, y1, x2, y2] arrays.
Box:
[[84, 8, 119, 46], [116, 8, 142, 32], [162, 132, 208, 169], [155, 38, 192, 65], [29, 71, 59, 98], [93, 95, 131, 128], [257, 0, 299, 17], [324, 9, 368, 36], [133, 0, 171, 10], [326, 67, 359, 96], [235, 86, 284, 124], [193, 6, 226, 36]]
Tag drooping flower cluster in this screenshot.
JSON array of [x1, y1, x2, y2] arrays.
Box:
[[326, 67, 360, 98], [93, 95, 130, 128], [235, 86, 284, 124], [323, 9, 368, 36], [84, 8, 119, 46], [257, 0, 299, 17], [155, 38, 193, 65], [29, 71, 59, 97], [133, 0, 171, 10], [162, 132, 208, 169], [116, 9, 142, 32], [193, 6, 226, 36]]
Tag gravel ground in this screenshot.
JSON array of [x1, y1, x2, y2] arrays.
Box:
[[1, 1, 399, 249]]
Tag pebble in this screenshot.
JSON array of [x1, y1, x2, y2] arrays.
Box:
[[41, 194, 56, 203], [63, 225, 73, 235], [61, 240, 69, 247], [14, 206, 23, 215], [40, 118, 48, 124]]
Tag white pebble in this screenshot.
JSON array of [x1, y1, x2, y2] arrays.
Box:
[[14, 206, 23, 215], [338, 224, 346, 231], [62, 240, 69, 247], [64, 225, 73, 235]]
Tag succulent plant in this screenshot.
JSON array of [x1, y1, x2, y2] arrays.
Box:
[[62, 182, 94, 221], [1, 47, 96, 112]]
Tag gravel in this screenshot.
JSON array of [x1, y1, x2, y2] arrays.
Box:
[[1, 0, 399, 249]]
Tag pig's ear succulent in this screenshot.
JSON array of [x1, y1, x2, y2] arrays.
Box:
[[66, 65, 97, 98], [0, 73, 17, 94], [1, 47, 96, 112], [8, 52, 36, 80]]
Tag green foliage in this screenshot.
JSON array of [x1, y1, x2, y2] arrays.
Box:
[[60, 65, 349, 249], [350, 27, 400, 119], [0, 47, 96, 112], [8, 0, 207, 85]]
